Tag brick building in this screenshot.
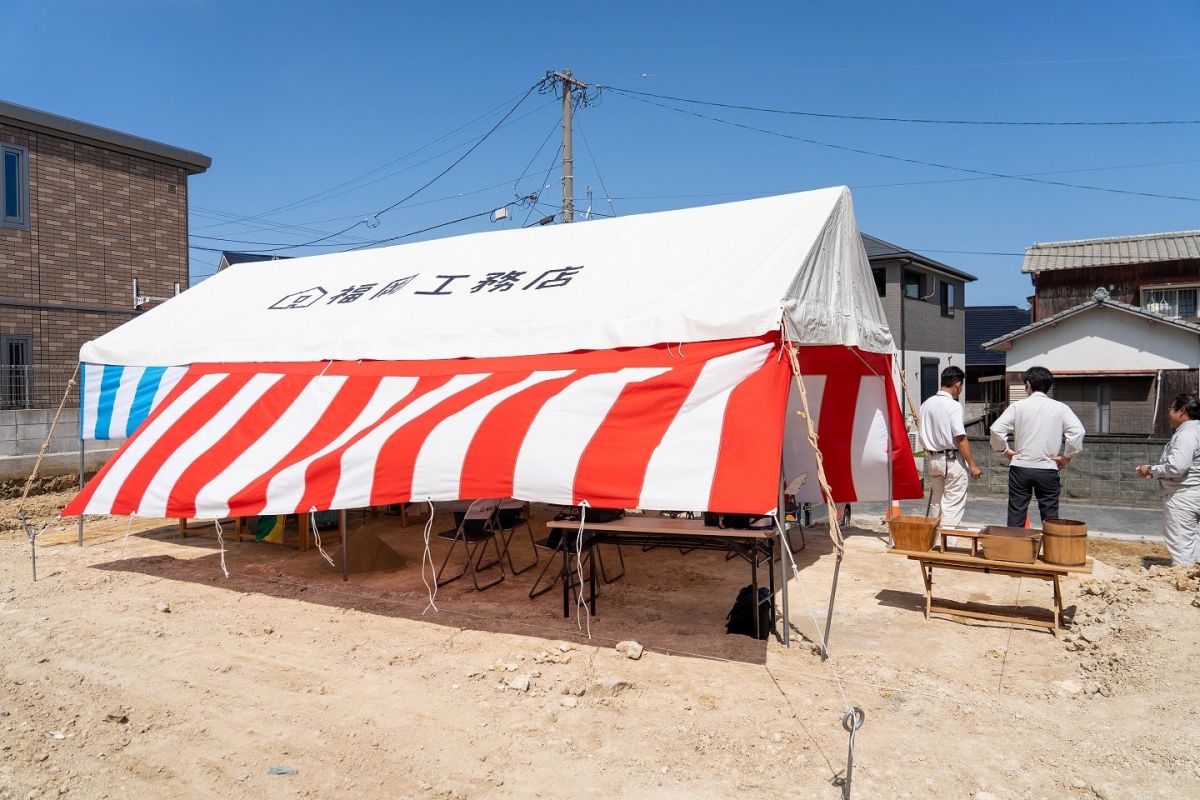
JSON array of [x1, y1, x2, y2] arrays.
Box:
[[0, 99, 210, 409]]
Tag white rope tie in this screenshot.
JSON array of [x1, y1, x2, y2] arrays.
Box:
[[310, 507, 335, 568], [420, 499, 439, 614], [118, 513, 135, 559], [574, 500, 592, 638], [213, 519, 229, 579], [775, 515, 852, 715]]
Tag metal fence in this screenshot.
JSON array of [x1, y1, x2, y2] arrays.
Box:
[[1, 364, 80, 410]]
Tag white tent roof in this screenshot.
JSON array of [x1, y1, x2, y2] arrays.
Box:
[[82, 186, 893, 366]]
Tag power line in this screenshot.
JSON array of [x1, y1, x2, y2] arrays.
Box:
[[192, 88, 540, 232], [251, 82, 542, 252], [341, 204, 519, 252], [188, 166, 561, 251], [551, 158, 1200, 203], [574, 114, 617, 217], [609, 90, 1200, 203], [607, 54, 1200, 78], [599, 85, 1200, 126], [522, 144, 562, 227]]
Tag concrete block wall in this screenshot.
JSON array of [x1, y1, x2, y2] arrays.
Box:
[[967, 435, 1167, 509], [0, 407, 121, 480]]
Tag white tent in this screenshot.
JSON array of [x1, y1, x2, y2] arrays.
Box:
[[66, 186, 919, 519]]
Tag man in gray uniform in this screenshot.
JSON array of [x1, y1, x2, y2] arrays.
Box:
[[1137, 393, 1200, 566]]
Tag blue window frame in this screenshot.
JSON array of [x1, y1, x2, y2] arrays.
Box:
[[1, 143, 29, 230]]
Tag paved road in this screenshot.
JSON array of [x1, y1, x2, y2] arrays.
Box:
[[848, 494, 1163, 540]]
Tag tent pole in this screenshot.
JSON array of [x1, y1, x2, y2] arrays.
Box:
[[78, 437, 85, 547], [339, 510, 348, 583], [822, 551, 843, 661], [778, 458, 790, 646]]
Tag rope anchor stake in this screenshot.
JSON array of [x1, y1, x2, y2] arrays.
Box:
[[833, 706, 865, 799]]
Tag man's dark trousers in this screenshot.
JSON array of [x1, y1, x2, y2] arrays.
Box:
[[1007, 466, 1061, 526]]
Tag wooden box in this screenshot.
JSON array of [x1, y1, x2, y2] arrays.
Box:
[[979, 526, 1042, 563], [889, 515, 939, 551]]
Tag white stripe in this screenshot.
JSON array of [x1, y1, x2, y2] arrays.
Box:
[[512, 368, 668, 506], [639, 343, 774, 511], [151, 367, 188, 411], [192, 375, 349, 517], [850, 376, 890, 502], [80, 363, 104, 440], [783, 376, 827, 504], [331, 374, 491, 509], [137, 374, 285, 517], [83, 374, 225, 514], [262, 376, 422, 513], [107, 367, 143, 439], [410, 370, 574, 501]]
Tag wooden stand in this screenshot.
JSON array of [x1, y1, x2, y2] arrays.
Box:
[[891, 548, 1093, 636]]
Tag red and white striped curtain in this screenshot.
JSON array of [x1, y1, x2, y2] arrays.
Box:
[[64, 336, 793, 518]]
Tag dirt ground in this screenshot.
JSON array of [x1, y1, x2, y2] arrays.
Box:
[[1, 492, 1198, 800]]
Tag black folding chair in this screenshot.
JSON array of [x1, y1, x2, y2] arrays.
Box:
[[435, 499, 505, 591], [493, 500, 539, 575]]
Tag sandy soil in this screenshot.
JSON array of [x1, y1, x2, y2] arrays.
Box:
[[1, 493, 1198, 799]]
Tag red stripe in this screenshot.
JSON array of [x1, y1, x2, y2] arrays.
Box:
[[182, 335, 779, 379], [795, 345, 890, 377], [572, 363, 707, 508], [61, 370, 205, 517], [458, 372, 588, 499], [707, 345, 791, 514], [883, 355, 923, 499], [296, 375, 455, 512], [367, 372, 535, 506], [224, 375, 382, 516], [814, 374, 861, 503], [109, 374, 256, 516], [163, 375, 311, 518]]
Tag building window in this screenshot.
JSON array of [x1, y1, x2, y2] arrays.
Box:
[[1142, 286, 1198, 320], [940, 282, 955, 317], [1, 143, 30, 230], [872, 268, 886, 297], [1096, 383, 1111, 434], [903, 270, 923, 300], [1, 334, 33, 410]]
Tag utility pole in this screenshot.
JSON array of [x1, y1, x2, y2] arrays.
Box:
[[545, 69, 588, 223]]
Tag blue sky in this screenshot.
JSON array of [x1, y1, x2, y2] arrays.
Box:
[[3, 1, 1198, 306]]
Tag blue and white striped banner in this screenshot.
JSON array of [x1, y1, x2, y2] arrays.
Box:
[[80, 363, 188, 441]]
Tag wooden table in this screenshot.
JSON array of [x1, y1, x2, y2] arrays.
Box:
[[546, 516, 780, 638], [890, 548, 1093, 635]]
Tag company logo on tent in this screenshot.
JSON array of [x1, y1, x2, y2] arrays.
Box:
[[270, 286, 328, 309]]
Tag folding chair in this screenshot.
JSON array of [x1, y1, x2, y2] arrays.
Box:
[[528, 527, 624, 602], [435, 499, 505, 591], [493, 499, 539, 575]]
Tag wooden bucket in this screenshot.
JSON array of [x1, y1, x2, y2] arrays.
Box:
[[1042, 518, 1088, 566], [888, 515, 939, 551]]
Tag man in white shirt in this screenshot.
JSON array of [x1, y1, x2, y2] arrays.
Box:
[[990, 366, 1086, 527], [918, 366, 982, 527], [1137, 393, 1200, 566]]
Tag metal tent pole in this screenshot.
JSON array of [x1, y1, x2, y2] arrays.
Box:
[[822, 551, 844, 660], [339, 510, 348, 583], [78, 437, 85, 546], [778, 459, 790, 646]]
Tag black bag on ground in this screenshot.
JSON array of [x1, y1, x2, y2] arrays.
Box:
[[725, 584, 774, 640]]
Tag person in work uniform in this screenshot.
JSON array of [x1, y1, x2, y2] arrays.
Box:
[[989, 366, 1085, 527], [1137, 393, 1200, 566], [918, 366, 982, 527]]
